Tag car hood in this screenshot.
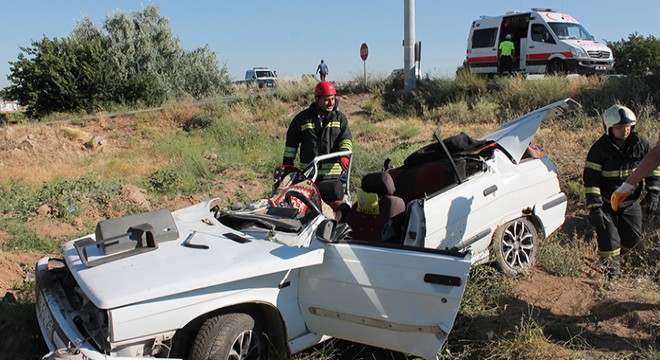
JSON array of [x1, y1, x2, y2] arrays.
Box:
[[63, 200, 325, 309], [564, 39, 611, 52], [480, 98, 581, 163]]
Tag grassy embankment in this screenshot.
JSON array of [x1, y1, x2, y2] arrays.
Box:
[[0, 72, 658, 359]]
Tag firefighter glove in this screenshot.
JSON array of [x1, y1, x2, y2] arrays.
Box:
[[611, 182, 635, 211], [339, 156, 350, 171], [641, 191, 659, 213], [587, 207, 606, 231]]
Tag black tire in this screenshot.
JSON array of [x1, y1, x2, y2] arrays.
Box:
[[546, 59, 566, 75], [492, 217, 539, 277], [189, 313, 265, 360]]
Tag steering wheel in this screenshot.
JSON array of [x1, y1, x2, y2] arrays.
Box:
[[283, 190, 322, 219]]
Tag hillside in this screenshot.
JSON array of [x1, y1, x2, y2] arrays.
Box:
[[0, 93, 658, 359]]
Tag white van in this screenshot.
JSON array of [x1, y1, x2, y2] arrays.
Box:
[[466, 8, 614, 75]]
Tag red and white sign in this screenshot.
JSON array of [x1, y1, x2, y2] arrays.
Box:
[[360, 43, 369, 61]]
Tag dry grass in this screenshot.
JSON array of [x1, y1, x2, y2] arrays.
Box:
[[1, 77, 659, 360]]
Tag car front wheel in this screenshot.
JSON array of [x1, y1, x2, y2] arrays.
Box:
[[492, 217, 538, 276], [189, 313, 265, 360]]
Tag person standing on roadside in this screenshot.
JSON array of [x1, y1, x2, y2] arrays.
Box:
[[498, 34, 515, 75], [316, 60, 329, 80], [583, 105, 659, 279]]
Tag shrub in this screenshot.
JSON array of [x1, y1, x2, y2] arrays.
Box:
[[538, 234, 585, 277], [148, 168, 181, 194]]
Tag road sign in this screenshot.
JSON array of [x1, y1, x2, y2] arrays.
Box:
[[360, 43, 368, 61]]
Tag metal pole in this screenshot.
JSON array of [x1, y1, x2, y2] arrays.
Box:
[[363, 61, 367, 84], [403, 0, 416, 92]]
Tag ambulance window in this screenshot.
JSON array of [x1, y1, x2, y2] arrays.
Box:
[[549, 23, 592, 40], [472, 28, 498, 48], [531, 24, 555, 44]]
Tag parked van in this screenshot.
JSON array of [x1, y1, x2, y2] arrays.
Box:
[[466, 8, 614, 75], [236, 67, 277, 88]]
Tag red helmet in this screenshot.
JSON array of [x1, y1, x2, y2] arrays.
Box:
[[314, 81, 336, 97]]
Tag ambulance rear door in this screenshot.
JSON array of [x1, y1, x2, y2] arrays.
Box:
[[466, 17, 500, 74]]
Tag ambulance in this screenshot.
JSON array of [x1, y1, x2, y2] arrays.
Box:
[[466, 8, 614, 75]]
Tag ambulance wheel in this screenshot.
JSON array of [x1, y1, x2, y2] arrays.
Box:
[[546, 59, 566, 75]]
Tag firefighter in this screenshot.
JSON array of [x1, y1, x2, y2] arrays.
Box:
[[282, 81, 353, 182], [583, 105, 659, 279]]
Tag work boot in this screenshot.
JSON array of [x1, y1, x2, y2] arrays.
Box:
[[601, 256, 621, 280]]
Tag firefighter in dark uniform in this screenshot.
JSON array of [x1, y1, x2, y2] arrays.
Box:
[[583, 105, 659, 279], [282, 81, 352, 182]]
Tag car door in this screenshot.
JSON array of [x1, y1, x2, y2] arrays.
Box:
[[420, 169, 505, 258], [298, 241, 471, 360]]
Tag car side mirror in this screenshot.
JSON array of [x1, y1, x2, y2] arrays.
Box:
[[316, 219, 336, 242]]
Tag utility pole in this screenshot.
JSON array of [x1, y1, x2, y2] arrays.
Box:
[[403, 0, 416, 93]]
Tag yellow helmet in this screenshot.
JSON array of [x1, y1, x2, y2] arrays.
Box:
[[602, 105, 636, 134]]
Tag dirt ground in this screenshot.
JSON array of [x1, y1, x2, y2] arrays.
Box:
[[0, 94, 658, 359]]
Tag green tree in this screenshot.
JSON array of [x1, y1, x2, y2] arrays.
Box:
[[3, 5, 231, 118], [5, 35, 109, 117], [607, 33, 660, 75]]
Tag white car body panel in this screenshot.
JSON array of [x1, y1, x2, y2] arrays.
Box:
[[482, 98, 580, 163], [65, 199, 325, 309], [299, 241, 471, 360]]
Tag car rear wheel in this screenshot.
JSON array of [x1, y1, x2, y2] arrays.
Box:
[[492, 217, 538, 276], [189, 313, 264, 360]]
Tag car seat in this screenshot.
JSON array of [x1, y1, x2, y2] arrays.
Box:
[[346, 172, 406, 243]]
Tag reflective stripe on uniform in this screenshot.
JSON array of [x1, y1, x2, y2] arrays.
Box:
[[300, 123, 315, 131], [339, 139, 353, 151], [601, 169, 634, 178], [585, 161, 602, 172], [598, 248, 621, 258], [283, 146, 297, 158], [585, 186, 601, 195]]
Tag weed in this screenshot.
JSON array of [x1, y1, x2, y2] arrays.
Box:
[[562, 180, 585, 202], [485, 307, 556, 359], [441, 265, 513, 358], [460, 265, 513, 317], [538, 233, 584, 277], [0, 220, 61, 253], [361, 96, 386, 121], [430, 100, 470, 124], [455, 67, 488, 95], [399, 124, 420, 140], [148, 168, 182, 194]]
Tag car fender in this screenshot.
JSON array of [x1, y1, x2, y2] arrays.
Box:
[[531, 191, 568, 238], [107, 270, 307, 343]]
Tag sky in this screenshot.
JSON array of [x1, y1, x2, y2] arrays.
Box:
[[1, 1, 659, 89]]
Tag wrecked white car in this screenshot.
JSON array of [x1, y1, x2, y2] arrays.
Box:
[[35, 99, 575, 360], [350, 98, 577, 276]]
